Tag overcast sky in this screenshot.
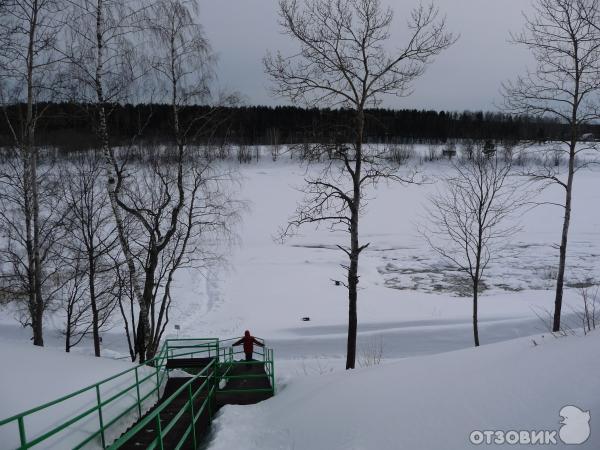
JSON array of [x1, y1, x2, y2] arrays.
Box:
[[197, 0, 535, 112]]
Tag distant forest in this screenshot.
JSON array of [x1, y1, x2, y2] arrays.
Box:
[[1, 103, 598, 150]]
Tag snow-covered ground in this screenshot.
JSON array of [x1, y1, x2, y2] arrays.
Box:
[[0, 341, 160, 449], [2, 148, 598, 360], [0, 147, 599, 448], [185, 155, 599, 364], [208, 331, 600, 450]]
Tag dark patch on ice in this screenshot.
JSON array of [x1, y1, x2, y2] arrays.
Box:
[[291, 244, 339, 250], [566, 279, 597, 289]]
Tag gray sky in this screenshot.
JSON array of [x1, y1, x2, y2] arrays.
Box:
[[197, 0, 534, 111]]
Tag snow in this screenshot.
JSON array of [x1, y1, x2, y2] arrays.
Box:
[[207, 331, 600, 450], [0, 341, 160, 449], [176, 155, 599, 361], [2, 147, 597, 358], [0, 146, 599, 448]]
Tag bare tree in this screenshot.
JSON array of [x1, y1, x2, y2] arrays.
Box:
[[265, 0, 455, 369], [59, 248, 89, 352], [422, 155, 524, 346], [502, 0, 600, 332], [62, 0, 238, 362], [113, 254, 137, 361], [61, 0, 151, 359], [576, 285, 598, 334], [61, 153, 119, 356], [0, 0, 65, 345], [0, 154, 66, 339], [59, 247, 118, 354], [357, 336, 384, 368], [104, 0, 238, 361], [112, 146, 238, 361]]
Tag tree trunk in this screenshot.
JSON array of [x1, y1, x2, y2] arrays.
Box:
[[346, 229, 359, 370], [88, 257, 101, 357], [65, 301, 72, 353], [24, 185, 38, 344], [473, 279, 480, 347], [118, 294, 136, 362], [94, 0, 145, 359], [553, 63, 579, 333], [346, 109, 364, 370], [65, 321, 71, 352], [137, 252, 158, 362], [553, 142, 575, 332], [27, 0, 43, 347], [31, 152, 44, 347], [31, 132, 43, 347], [473, 216, 483, 347]]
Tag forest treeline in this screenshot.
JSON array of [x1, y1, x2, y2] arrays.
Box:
[[2, 103, 597, 150]]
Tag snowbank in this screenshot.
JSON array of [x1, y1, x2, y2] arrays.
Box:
[[208, 332, 599, 450], [0, 341, 158, 449]]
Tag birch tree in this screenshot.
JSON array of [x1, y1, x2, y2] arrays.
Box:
[[502, 0, 600, 332], [0, 0, 65, 345], [61, 0, 150, 358], [265, 0, 455, 369], [63, 0, 237, 362]]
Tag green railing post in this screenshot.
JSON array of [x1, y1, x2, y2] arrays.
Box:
[[134, 367, 142, 419], [95, 385, 106, 449], [17, 416, 26, 448], [155, 364, 161, 402], [187, 383, 197, 448], [155, 413, 164, 450], [271, 349, 275, 393], [208, 373, 213, 423]]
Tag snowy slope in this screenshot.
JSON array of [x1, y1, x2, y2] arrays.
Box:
[[0, 341, 158, 449], [208, 331, 600, 450]]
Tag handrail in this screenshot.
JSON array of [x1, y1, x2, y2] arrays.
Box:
[[0, 337, 272, 449], [0, 339, 214, 449], [218, 343, 275, 394], [107, 359, 217, 449], [0, 349, 165, 426]]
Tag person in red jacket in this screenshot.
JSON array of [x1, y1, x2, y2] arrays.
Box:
[[233, 330, 264, 362]]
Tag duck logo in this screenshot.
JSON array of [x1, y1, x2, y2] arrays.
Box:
[[559, 406, 591, 445]]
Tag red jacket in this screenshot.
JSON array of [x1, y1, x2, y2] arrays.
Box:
[[233, 331, 264, 353]]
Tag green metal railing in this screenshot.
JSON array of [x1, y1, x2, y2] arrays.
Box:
[[108, 359, 217, 450], [0, 337, 274, 450], [217, 338, 275, 394], [165, 338, 220, 361]]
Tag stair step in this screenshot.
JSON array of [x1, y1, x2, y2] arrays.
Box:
[[116, 359, 273, 449]]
